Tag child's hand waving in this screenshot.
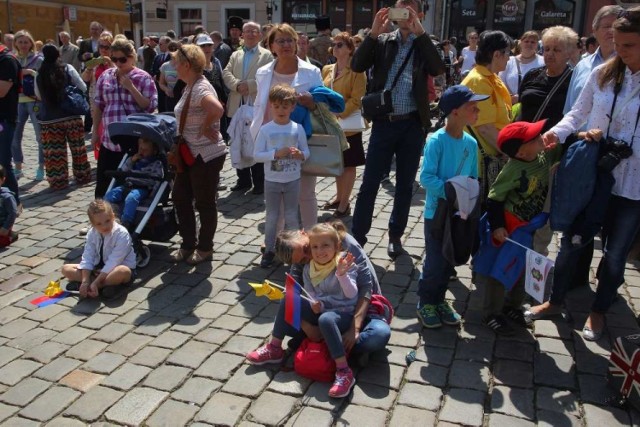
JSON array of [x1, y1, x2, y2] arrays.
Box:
[[336, 251, 355, 276]]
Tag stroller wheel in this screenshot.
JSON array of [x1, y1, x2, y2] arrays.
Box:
[[137, 245, 151, 268]]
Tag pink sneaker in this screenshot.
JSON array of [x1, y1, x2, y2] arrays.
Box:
[[246, 344, 284, 365], [329, 368, 356, 398]]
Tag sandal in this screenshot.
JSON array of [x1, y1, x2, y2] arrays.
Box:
[[187, 250, 213, 265], [333, 205, 351, 218], [171, 248, 194, 263], [322, 200, 340, 210]]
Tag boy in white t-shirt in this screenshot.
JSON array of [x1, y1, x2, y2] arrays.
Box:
[[253, 83, 310, 268]]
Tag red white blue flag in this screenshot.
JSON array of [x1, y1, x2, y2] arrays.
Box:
[[285, 273, 302, 330]]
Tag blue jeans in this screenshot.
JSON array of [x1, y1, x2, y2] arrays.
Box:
[[351, 118, 424, 245], [352, 317, 391, 355], [417, 219, 452, 306], [104, 186, 149, 224], [12, 102, 43, 165], [264, 179, 300, 252], [0, 120, 19, 204]]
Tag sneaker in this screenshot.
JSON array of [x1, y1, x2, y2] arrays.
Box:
[[437, 302, 462, 326], [503, 307, 532, 328], [329, 368, 356, 398], [260, 251, 276, 268], [417, 304, 442, 328], [35, 166, 45, 181], [246, 343, 284, 365], [483, 314, 515, 336]]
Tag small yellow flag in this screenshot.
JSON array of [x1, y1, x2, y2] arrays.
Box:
[[248, 280, 284, 300], [44, 280, 62, 297]]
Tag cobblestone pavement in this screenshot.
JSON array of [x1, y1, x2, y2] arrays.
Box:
[[0, 123, 639, 426]]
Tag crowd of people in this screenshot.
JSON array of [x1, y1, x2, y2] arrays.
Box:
[[0, 0, 639, 399]]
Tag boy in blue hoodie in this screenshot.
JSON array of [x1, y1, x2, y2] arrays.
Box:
[[0, 165, 18, 247], [417, 85, 488, 328]]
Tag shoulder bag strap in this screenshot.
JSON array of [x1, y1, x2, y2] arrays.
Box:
[[532, 66, 572, 122], [389, 44, 415, 91], [515, 58, 522, 89]]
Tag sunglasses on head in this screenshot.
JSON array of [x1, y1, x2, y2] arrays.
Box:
[[332, 42, 345, 48], [178, 47, 192, 66], [110, 56, 128, 64]]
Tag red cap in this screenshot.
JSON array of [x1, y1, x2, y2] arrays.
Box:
[[497, 120, 547, 158]]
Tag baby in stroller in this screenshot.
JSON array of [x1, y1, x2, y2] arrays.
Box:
[[104, 138, 164, 231], [104, 113, 178, 268]]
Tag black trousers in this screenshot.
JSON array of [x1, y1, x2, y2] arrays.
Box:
[[236, 163, 264, 188], [95, 148, 126, 199]]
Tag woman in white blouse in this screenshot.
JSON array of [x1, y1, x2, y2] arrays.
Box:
[[528, 8, 640, 341], [499, 31, 545, 104], [459, 31, 478, 76]]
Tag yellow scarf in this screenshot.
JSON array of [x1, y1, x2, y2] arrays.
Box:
[[309, 255, 340, 287]]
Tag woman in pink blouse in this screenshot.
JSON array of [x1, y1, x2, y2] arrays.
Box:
[[91, 36, 157, 198]]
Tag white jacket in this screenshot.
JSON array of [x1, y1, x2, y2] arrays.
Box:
[[249, 57, 323, 143]]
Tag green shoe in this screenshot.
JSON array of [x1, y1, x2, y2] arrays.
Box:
[[437, 302, 462, 326], [417, 304, 442, 328]]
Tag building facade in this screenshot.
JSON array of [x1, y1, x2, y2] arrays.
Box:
[[1, 0, 129, 43]]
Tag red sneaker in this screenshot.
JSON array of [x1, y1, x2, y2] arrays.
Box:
[[246, 344, 284, 365], [328, 368, 356, 398]]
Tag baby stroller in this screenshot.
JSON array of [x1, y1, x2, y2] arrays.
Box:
[[105, 113, 178, 268]]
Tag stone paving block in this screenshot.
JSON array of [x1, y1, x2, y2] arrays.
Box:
[[284, 406, 333, 427], [537, 409, 582, 427], [194, 327, 234, 345], [493, 359, 534, 388], [7, 326, 57, 351], [491, 385, 535, 420], [143, 364, 191, 391], [579, 374, 617, 404], [166, 340, 216, 369], [43, 417, 87, 427], [0, 306, 28, 325], [388, 330, 421, 348], [211, 314, 250, 332], [238, 318, 273, 338], [2, 416, 41, 426], [0, 378, 50, 406], [405, 361, 448, 387], [51, 326, 95, 345], [221, 334, 264, 356], [0, 318, 39, 339], [388, 405, 436, 427], [63, 385, 124, 422], [534, 353, 577, 390], [171, 377, 221, 405], [439, 388, 486, 426], [195, 351, 245, 381], [0, 273, 38, 293], [65, 339, 108, 361], [489, 413, 536, 427], [455, 338, 493, 363], [45, 311, 85, 332], [101, 363, 152, 391], [420, 327, 458, 349], [245, 391, 299, 425], [448, 360, 490, 391], [22, 341, 69, 365], [33, 357, 82, 382], [170, 316, 213, 334], [351, 382, 398, 410], [222, 364, 273, 397], [90, 322, 134, 343], [538, 337, 575, 357], [150, 330, 192, 349], [0, 402, 19, 422], [583, 403, 630, 426], [195, 392, 251, 425], [0, 346, 23, 368], [397, 382, 442, 411], [357, 361, 405, 390], [536, 387, 580, 415], [494, 340, 535, 361], [412, 345, 454, 367], [134, 316, 174, 336], [266, 370, 312, 397], [106, 333, 153, 357], [18, 386, 80, 422], [534, 319, 573, 340], [59, 370, 105, 392], [146, 399, 199, 427], [335, 404, 387, 427], [192, 302, 229, 320], [0, 359, 42, 386], [118, 308, 155, 326], [575, 350, 610, 375], [82, 352, 126, 375], [104, 387, 168, 426], [0, 290, 32, 309]]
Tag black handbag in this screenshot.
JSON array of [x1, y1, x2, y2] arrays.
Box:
[[361, 44, 414, 119], [60, 71, 90, 116]]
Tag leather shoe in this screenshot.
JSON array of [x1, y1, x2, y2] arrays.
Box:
[[230, 182, 251, 192], [387, 237, 403, 259], [252, 186, 264, 195]]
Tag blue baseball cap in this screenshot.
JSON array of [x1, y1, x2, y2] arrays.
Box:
[[438, 85, 490, 116]]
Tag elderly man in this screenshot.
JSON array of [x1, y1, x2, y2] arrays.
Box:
[[223, 21, 273, 195], [58, 31, 81, 72], [3, 33, 13, 51], [78, 21, 102, 63], [297, 32, 323, 70]]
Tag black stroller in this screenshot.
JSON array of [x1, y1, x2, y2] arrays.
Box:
[[105, 113, 178, 268]]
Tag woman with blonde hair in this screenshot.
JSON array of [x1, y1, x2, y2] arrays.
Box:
[[11, 30, 44, 180], [321, 32, 366, 218], [171, 44, 227, 265], [92, 36, 157, 198], [499, 30, 544, 104]]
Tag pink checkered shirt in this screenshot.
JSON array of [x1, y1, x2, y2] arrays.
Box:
[[94, 67, 158, 151]]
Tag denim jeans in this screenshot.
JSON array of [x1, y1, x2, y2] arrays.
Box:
[[104, 186, 149, 224], [12, 102, 43, 165], [352, 317, 391, 355], [264, 179, 300, 252], [592, 195, 640, 313], [417, 219, 452, 306], [0, 120, 19, 204], [351, 118, 424, 245]]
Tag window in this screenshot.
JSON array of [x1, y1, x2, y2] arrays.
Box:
[[178, 8, 202, 37]]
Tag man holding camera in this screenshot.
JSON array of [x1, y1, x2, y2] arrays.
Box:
[[350, 0, 444, 258]]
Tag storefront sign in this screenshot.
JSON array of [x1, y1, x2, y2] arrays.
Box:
[[494, 0, 525, 24], [533, 0, 574, 28], [285, 0, 321, 22], [462, 9, 477, 17], [63, 6, 77, 22]]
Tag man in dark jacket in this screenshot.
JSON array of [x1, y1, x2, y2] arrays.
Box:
[[350, 0, 444, 258], [0, 43, 21, 206], [78, 21, 103, 132]]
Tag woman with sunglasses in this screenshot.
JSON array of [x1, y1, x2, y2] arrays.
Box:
[[320, 32, 366, 218], [249, 23, 324, 267], [92, 36, 157, 198], [171, 44, 227, 265]]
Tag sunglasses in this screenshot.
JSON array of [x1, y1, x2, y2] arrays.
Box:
[[274, 38, 295, 46], [99, 44, 110, 49], [178, 47, 192, 66], [110, 56, 128, 64], [331, 42, 345, 48]]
